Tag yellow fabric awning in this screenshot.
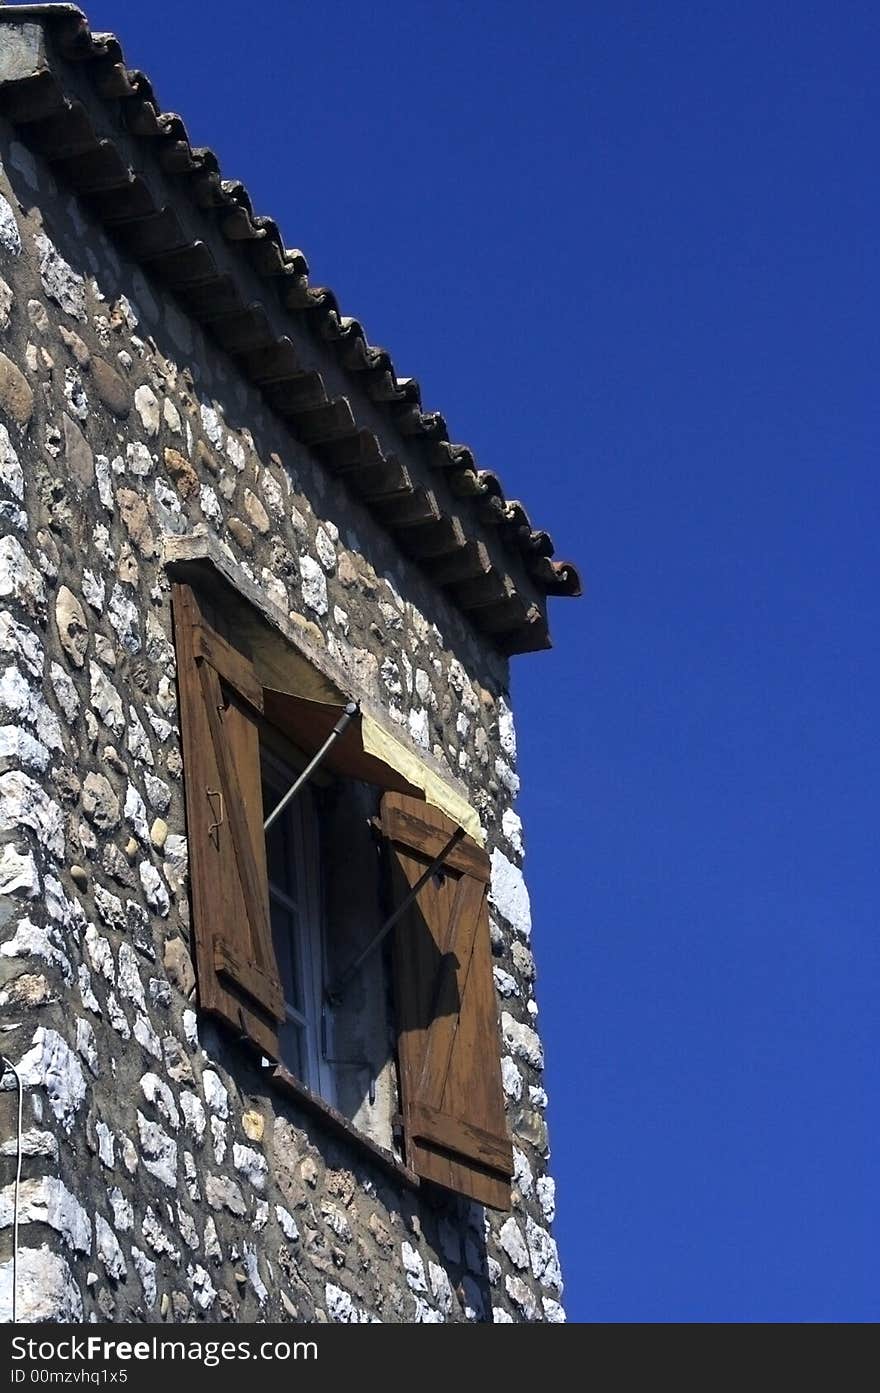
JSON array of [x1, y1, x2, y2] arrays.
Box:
[[262, 690, 483, 845]]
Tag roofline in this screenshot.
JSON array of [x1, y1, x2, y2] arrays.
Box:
[[0, 5, 583, 656]]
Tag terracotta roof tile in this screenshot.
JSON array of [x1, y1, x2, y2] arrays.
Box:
[[0, 4, 582, 654]]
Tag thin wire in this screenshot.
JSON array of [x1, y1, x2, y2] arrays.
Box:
[[1, 1054, 22, 1325]]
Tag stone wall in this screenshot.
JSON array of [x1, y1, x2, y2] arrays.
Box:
[[0, 118, 563, 1324]]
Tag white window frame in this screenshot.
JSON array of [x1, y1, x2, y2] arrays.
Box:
[[262, 749, 335, 1104]]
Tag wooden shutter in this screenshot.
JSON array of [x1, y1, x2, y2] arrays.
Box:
[[171, 583, 284, 1058], [382, 791, 514, 1210]]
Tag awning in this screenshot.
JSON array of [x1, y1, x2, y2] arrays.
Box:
[[263, 691, 484, 845], [160, 539, 483, 842]]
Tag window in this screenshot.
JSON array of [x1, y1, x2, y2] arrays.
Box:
[[170, 573, 514, 1210], [261, 752, 333, 1102]]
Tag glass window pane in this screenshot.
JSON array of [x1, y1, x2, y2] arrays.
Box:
[[263, 779, 299, 899], [277, 1017, 305, 1080], [261, 762, 323, 1095], [269, 899, 304, 1015]]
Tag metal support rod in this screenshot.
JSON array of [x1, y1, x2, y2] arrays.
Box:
[[263, 701, 358, 832], [326, 823, 466, 1004]]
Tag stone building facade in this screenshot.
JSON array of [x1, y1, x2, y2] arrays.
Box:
[[0, 6, 580, 1324]]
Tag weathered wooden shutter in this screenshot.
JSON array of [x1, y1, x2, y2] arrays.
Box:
[[382, 791, 514, 1210], [171, 583, 284, 1058]]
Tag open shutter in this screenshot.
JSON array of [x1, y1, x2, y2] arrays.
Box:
[[382, 791, 514, 1210], [171, 583, 284, 1058]]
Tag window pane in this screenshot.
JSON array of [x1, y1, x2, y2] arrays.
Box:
[[261, 763, 323, 1096], [277, 1017, 306, 1080], [269, 899, 303, 1016], [262, 779, 299, 901]]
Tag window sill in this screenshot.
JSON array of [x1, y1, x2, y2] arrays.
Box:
[[269, 1064, 421, 1193]]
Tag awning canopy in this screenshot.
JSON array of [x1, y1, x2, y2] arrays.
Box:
[[263, 690, 484, 845], [161, 540, 484, 844]]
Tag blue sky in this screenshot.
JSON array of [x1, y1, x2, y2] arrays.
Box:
[[82, 2, 879, 1320]]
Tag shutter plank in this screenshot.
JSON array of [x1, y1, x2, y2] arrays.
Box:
[[174, 583, 231, 1032], [192, 622, 264, 713], [197, 660, 280, 1011], [382, 800, 490, 882], [415, 873, 483, 1109], [213, 941, 284, 1020], [384, 791, 513, 1210], [408, 1103, 515, 1177], [171, 582, 282, 1057]]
